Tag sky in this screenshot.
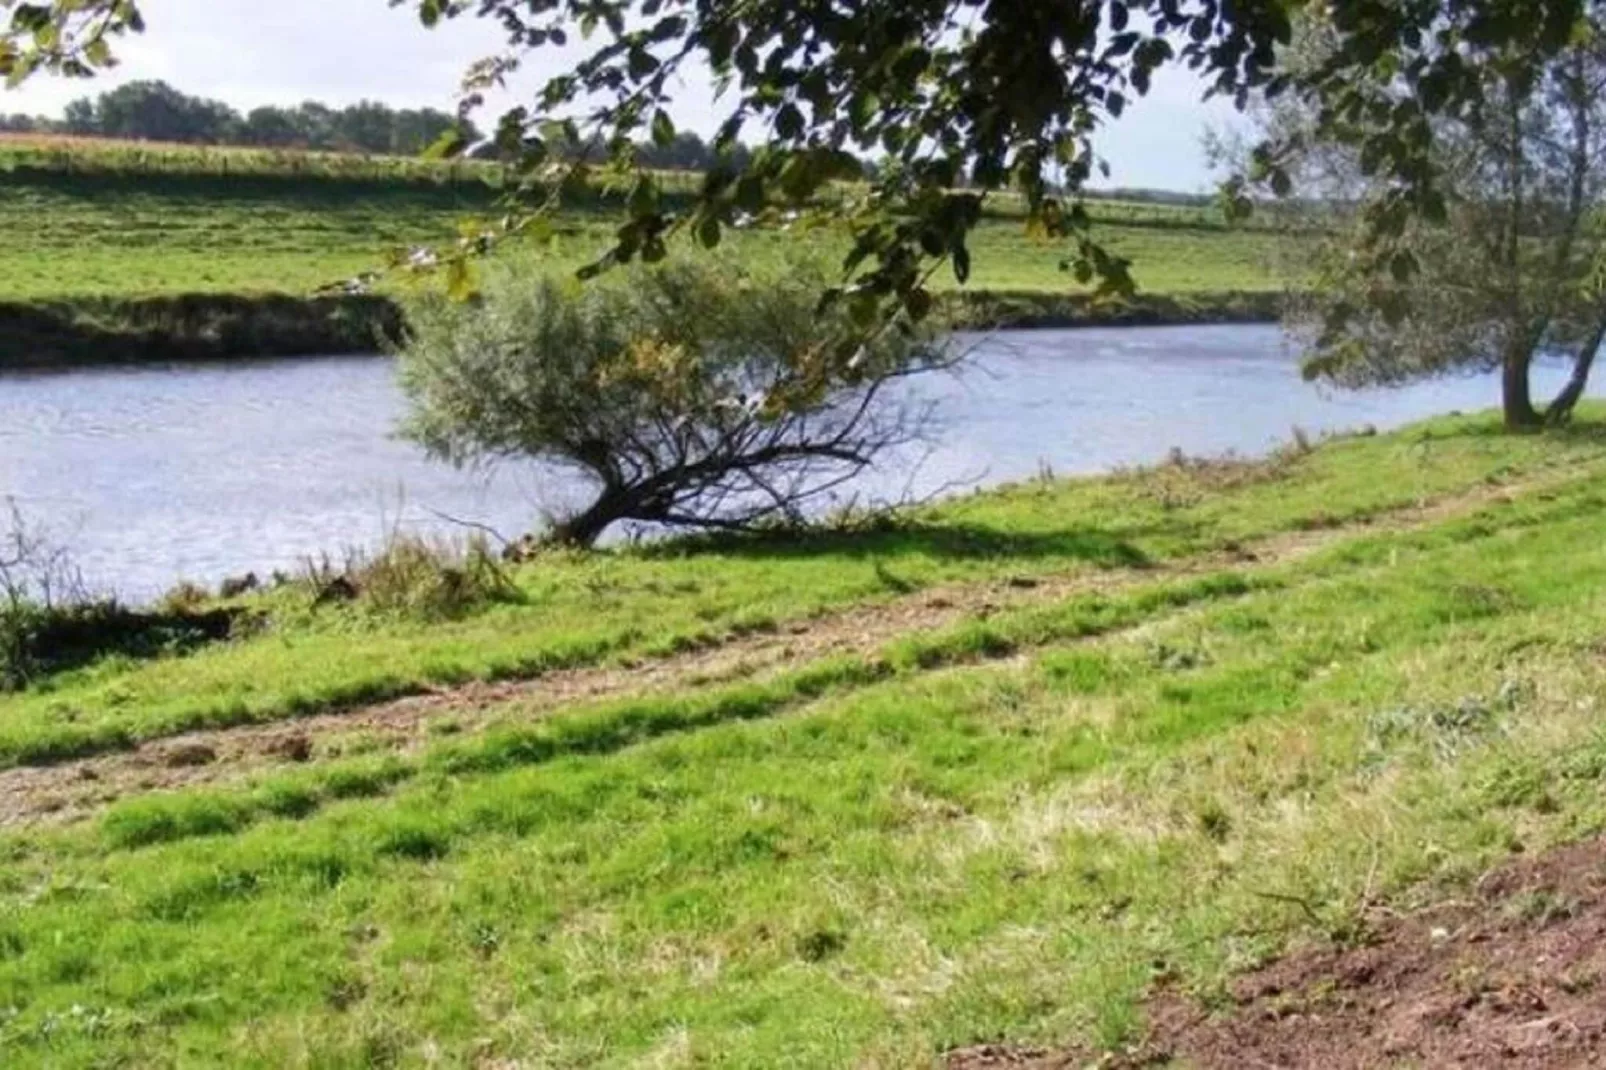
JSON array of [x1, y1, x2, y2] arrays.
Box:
[[2, 0, 1241, 193]]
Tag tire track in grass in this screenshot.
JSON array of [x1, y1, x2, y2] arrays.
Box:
[[0, 471, 1574, 831]]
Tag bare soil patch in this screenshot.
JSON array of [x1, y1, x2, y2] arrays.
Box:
[[949, 836, 1606, 1070]]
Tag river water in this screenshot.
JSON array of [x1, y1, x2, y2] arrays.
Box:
[[2, 324, 1594, 599]]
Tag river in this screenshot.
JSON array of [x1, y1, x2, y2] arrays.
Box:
[[2, 324, 1595, 599]]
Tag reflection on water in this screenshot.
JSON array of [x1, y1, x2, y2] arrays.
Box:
[[1, 324, 1595, 597]]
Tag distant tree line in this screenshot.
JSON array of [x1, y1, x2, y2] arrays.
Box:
[[0, 80, 478, 156], [0, 80, 753, 173], [0, 81, 1206, 199], [0, 81, 1204, 197]]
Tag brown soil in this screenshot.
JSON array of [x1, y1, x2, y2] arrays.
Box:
[[948, 835, 1606, 1070], [0, 475, 1549, 831]]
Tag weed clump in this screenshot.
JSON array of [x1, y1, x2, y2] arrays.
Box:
[[301, 534, 520, 620], [0, 504, 247, 690], [1366, 681, 1533, 762]]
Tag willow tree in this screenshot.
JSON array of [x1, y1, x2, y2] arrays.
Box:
[[398, 259, 944, 545], [1259, 8, 1606, 428]]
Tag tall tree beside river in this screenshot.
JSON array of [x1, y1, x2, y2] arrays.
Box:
[[1243, 6, 1606, 429]]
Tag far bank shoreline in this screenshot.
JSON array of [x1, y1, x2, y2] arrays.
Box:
[[0, 288, 1284, 371]]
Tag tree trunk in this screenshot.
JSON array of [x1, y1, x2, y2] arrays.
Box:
[[1502, 346, 1542, 430], [1546, 322, 1606, 426], [550, 487, 633, 547]]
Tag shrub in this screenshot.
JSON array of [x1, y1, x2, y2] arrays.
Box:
[[0, 502, 89, 688], [397, 257, 946, 546]]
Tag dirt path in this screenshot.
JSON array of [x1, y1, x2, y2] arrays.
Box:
[[949, 834, 1606, 1069], [0, 475, 1556, 830]]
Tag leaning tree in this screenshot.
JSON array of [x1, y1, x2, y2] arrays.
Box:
[[396, 258, 945, 546]]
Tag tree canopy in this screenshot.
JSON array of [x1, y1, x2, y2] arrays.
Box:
[[401, 1, 1591, 332], [398, 257, 942, 546], [1261, 5, 1606, 429]]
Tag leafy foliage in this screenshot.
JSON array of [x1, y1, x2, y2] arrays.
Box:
[[0, 0, 140, 85], [406, 0, 1297, 341], [390, 0, 1605, 381], [1242, 0, 1588, 238]]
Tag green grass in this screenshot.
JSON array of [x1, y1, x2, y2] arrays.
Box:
[[0, 133, 509, 184], [5, 414, 1606, 1066], [0, 159, 1279, 302], [0, 170, 503, 299], [2, 411, 1598, 770]]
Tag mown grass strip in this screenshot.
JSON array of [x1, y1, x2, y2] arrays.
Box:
[[0, 626, 643, 770], [101, 462, 1591, 856], [89, 570, 1282, 852]]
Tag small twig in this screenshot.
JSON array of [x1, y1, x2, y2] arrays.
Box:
[[420, 506, 514, 550], [1252, 891, 1326, 928], [1360, 838, 1383, 909]]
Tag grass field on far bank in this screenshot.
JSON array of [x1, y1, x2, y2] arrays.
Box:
[[0, 137, 1284, 366], [0, 168, 1278, 300], [3, 411, 1606, 1066]]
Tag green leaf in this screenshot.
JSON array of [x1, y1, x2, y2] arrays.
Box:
[[696, 214, 723, 249], [629, 176, 661, 217], [445, 258, 479, 303], [651, 110, 676, 147], [1390, 250, 1418, 284], [952, 244, 971, 285], [775, 103, 804, 141], [423, 128, 467, 160]]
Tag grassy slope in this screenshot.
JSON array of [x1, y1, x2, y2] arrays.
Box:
[[4, 415, 1606, 1066], [3, 411, 1594, 769]]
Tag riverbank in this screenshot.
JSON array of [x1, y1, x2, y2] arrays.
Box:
[[0, 142, 1283, 366], [0, 288, 1284, 368], [0, 293, 403, 367], [27, 322, 1565, 602], [3, 410, 1606, 1066]]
